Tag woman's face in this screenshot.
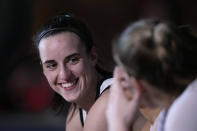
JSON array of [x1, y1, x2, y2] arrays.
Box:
[[38, 32, 97, 103]]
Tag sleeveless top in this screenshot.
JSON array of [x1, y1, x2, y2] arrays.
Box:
[[79, 78, 113, 126]]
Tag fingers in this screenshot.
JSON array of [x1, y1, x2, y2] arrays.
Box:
[[111, 67, 123, 93], [107, 66, 142, 129], [112, 66, 142, 103], [114, 66, 135, 100], [113, 66, 123, 84], [112, 67, 129, 99]]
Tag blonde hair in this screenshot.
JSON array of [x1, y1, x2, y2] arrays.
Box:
[[113, 19, 197, 94]]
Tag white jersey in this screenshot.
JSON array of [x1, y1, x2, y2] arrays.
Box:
[[150, 109, 167, 131], [165, 79, 197, 131]]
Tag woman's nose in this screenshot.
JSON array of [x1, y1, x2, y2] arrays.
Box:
[[59, 65, 72, 80]]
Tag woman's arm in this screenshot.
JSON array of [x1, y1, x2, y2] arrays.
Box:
[[83, 89, 110, 131]]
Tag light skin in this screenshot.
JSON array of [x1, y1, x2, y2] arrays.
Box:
[[39, 32, 98, 108], [106, 66, 142, 131], [38, 31, 151, 131], [106, 65, 176, 131], [38, 31, 110, 131]]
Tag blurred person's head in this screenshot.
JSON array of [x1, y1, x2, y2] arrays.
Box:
[[113, 19, 197, 108]]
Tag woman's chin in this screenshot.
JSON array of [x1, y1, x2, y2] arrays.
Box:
[[63, 94, 79, 103]]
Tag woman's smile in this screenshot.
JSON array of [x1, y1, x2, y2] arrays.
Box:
[[61, 79, 79, 91]]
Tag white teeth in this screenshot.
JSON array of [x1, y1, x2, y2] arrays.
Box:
[[62, 80, 76, 88]]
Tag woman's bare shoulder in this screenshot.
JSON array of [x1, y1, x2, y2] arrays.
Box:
[[83, 89, 110, 131]]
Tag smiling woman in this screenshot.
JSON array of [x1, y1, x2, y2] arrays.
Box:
[[39, 31, 95, 103], [33, 13, 114, 131]]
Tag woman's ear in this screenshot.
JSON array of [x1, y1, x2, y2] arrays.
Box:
[[131, 78, 146, 94], [124, 76, 146, 100], [135, 79, 146, 94], [89, 47, 98, 66], [114, 66, 144, 100]]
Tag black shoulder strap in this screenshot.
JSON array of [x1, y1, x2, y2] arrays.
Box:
[[79, 79, 105, 127], [94, 78, 106, 100], [79, 66, 112, 127], [79, 108, 84, 126]]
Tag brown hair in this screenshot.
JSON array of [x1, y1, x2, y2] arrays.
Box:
[[113, 19, 197, 94]]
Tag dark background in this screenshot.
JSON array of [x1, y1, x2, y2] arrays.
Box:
[[0, 0, 196, 130]]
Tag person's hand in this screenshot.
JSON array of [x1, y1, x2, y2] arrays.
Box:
[[106, 67, 141, 131]]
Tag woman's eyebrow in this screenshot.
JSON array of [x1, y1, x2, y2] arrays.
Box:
[[43, 60, 56, 65]]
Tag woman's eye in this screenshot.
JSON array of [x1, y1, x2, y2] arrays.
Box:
[[70, 56, 80, 65], [46, 63, 57, 70]]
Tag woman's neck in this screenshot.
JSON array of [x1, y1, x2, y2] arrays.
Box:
[[76, 70, 102, 112], [155, 91, 178, 111]]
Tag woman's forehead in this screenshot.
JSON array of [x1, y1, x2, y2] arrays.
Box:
[[38, 32, 88, 60], [39, 32, 86, 50]]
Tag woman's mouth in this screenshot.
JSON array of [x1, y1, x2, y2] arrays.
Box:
[[61, 79, 78, 90]]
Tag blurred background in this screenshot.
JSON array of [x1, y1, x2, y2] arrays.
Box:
[[0, 0, 196, 130]]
